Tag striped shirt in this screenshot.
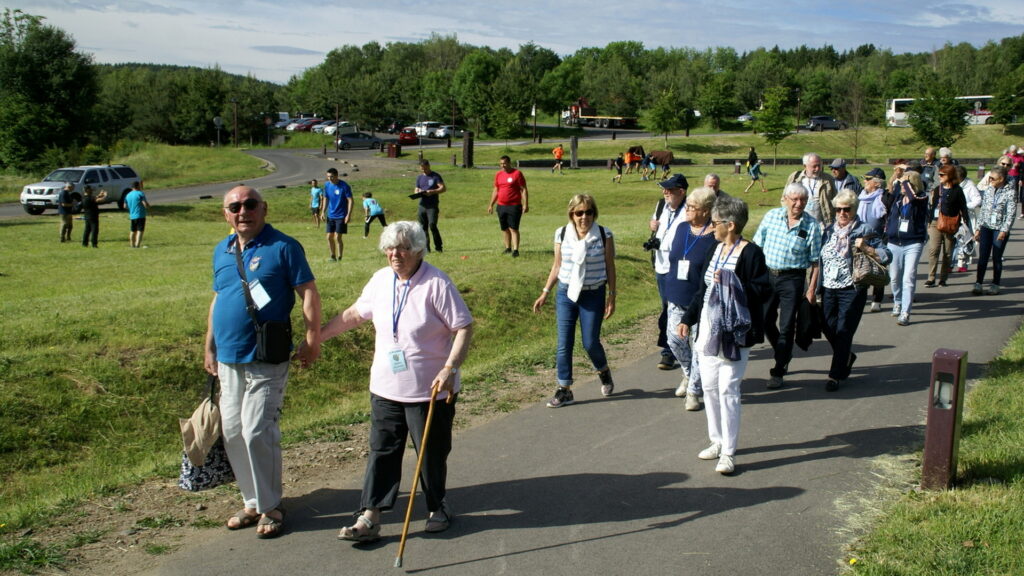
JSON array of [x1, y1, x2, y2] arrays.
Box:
[[556, 225, 613, 285], [751, 207, 822, 270]]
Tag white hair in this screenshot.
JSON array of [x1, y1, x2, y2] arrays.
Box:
[[802, 152, 821, 166], [938, 147, 952, 158], [378, 221, 427, 255]]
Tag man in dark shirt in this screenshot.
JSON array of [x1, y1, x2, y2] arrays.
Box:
[[414, 160, 446, 252], [80, 185, 108, 247]]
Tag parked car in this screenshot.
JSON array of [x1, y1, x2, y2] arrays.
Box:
[[806, 115, 847, 131], [19, 164, 141, 215], [737, 113, 755, 123], [324, 121, 357, 135], [398, 127, 419, 145], [336, 132, 384, 150], [294, 118, 323, 132], [413, 121, 442, 137], [311, 120, 336, 133], [385, 120, 407, 134], [431, 125, 463, 138], [274, 118, 294, 129]]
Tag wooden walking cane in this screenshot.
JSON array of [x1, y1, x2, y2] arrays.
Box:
[[394, 386, 440, 568]]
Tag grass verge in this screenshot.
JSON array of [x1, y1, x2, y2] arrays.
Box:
[[845, 331, 1024, 575]]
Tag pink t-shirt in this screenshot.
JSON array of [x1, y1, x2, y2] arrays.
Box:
[[355, 261, 473, 403]]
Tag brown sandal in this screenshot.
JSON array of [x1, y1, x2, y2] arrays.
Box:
[[226, 509, 260, 530], [256, 509, 285, 539]]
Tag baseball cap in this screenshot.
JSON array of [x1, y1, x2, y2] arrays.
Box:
[[829, 158, 846, 169], [658, 174, 689, 190], [865, 167, 886, 181]]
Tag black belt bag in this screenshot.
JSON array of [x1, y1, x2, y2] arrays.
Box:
[[255, 320, 293, 364]]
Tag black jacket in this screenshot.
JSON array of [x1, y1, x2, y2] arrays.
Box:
[[681, 241, 772, 347]]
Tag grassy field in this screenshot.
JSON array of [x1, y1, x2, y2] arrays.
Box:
[[2, 124, 1024, 573]]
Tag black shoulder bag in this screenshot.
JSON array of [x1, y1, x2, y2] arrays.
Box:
[[234, 246, 293, 364]]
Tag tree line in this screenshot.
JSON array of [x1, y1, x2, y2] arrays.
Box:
[[3, 7, 1024, 172]]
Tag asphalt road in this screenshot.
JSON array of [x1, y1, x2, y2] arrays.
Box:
[[146, 237, 1023, 575]]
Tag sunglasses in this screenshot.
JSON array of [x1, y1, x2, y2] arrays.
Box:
[[572, 209, 595, 217], [835, 206, 852, 212], [225, 198, 261, 213]]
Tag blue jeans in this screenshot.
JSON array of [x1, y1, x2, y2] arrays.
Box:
[[975, 227, 1008, 285], [887, 241, 924, 315], [556, 283, 609, 386], [822, 285, 868, 380]]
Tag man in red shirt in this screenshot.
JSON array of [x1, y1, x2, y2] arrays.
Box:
[[487, 155, 529, 257]]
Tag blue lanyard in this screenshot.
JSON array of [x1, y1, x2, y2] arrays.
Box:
[[713, 239, 741, 273], [681, 223, 710, 258], [392, 274, 411, 343]]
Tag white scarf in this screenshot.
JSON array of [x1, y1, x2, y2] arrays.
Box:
[[565, 224, 600, 302]]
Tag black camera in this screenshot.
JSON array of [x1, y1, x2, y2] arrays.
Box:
[[642, 237, 661, 251]]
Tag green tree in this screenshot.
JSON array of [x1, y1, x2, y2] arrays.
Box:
[[645, 89, 681, 145], [0, 9, 96, 168], [755, 85, 792, 164], [907, 90, 971, 148], [697, 73, 738, 130], [991, 64, 1024, 126], [452, 50, 500, 135]]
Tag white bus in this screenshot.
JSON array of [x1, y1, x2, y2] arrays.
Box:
[[886, 95, 994, 127]]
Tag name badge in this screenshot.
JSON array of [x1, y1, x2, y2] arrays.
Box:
[[248, 279, 271, 310], [899, 219, 909, 233], [677, 259, 690, 280], [389, 349, 409, 373]]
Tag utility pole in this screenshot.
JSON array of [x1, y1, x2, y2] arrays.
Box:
[[231, 99, 239, 147]]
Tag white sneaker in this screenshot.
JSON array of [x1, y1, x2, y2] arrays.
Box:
[[870, 302, 881, 313], [698, 443, 721, 460], [891, 304, 902, 317], [674, 380, 688, 397], [684, 393, 701, 411], [715, 454, 735, 474]]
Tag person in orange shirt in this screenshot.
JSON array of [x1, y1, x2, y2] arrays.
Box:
[[552, 144, 565, 175]]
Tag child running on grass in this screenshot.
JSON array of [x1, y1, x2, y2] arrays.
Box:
[[362, 192, 387, 238]]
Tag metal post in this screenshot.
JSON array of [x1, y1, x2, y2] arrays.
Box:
[[921, 348, 968, 490]]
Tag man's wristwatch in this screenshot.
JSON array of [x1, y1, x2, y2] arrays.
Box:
[[445, 365, 458, 375]]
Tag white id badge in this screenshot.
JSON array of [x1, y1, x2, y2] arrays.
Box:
[[389, 349, 409, 373], [899, 219, 909, 233], [677, 259, 690, 280], [248, 279, 271, 310]]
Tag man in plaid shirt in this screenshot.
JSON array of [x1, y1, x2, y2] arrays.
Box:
[[752, 183, 822, 389]]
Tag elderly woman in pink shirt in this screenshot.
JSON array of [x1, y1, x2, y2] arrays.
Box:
[[314, 221, 473, 542]]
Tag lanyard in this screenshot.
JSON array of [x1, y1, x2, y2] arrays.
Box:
[[681, 222, 710, 258], [713, 239, 741, 273], [392, 274, 411, 343]]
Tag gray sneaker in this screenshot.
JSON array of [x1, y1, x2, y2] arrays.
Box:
[[767, 375, 784, 389], [546, 386, 575, 408], [684, 393, 702, 411], [897, 313, 910, 326], [598, 370, 615, 397], [891, 303, 902, 317], [987, 284, 1001, 295]]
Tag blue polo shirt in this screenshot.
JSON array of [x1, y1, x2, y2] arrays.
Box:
[[324, 179, 353, 220], [211, 224, 314, 363]]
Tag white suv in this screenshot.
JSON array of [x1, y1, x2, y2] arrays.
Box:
[[20, 164, 141, 215]]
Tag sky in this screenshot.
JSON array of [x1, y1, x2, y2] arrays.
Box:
[[7, 0, 1024, 85]]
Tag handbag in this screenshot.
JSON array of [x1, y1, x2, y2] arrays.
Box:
[[178, 375, 235, 491], [234, 247, 292, 364], [852, 245, 890, 288], [937, 212, 960, 235]]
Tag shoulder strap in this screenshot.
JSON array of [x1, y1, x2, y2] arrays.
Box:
[[559, 225, 607, 248], [233, 246, 261, 328], [655, 198, 666, 220]]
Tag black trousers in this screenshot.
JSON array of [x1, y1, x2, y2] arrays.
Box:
[[418, 206, 443, 252], [361, 393, 456, 514], [82, 218, 99, 247], [764, 272, 805, 374]]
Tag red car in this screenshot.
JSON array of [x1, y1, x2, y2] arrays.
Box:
[[398, 127, 419, 145], [294, 118, 323, 132]]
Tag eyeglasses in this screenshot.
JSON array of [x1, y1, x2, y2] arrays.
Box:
[[684, 204, 700, 210], [835, 206, 852, 212], [572, 209, 595, 217], [711, 220, 728, 227], [225, 198, 261, 213]]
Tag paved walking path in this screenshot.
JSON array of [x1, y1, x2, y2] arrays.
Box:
[[149, 239, 1023, 576]]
